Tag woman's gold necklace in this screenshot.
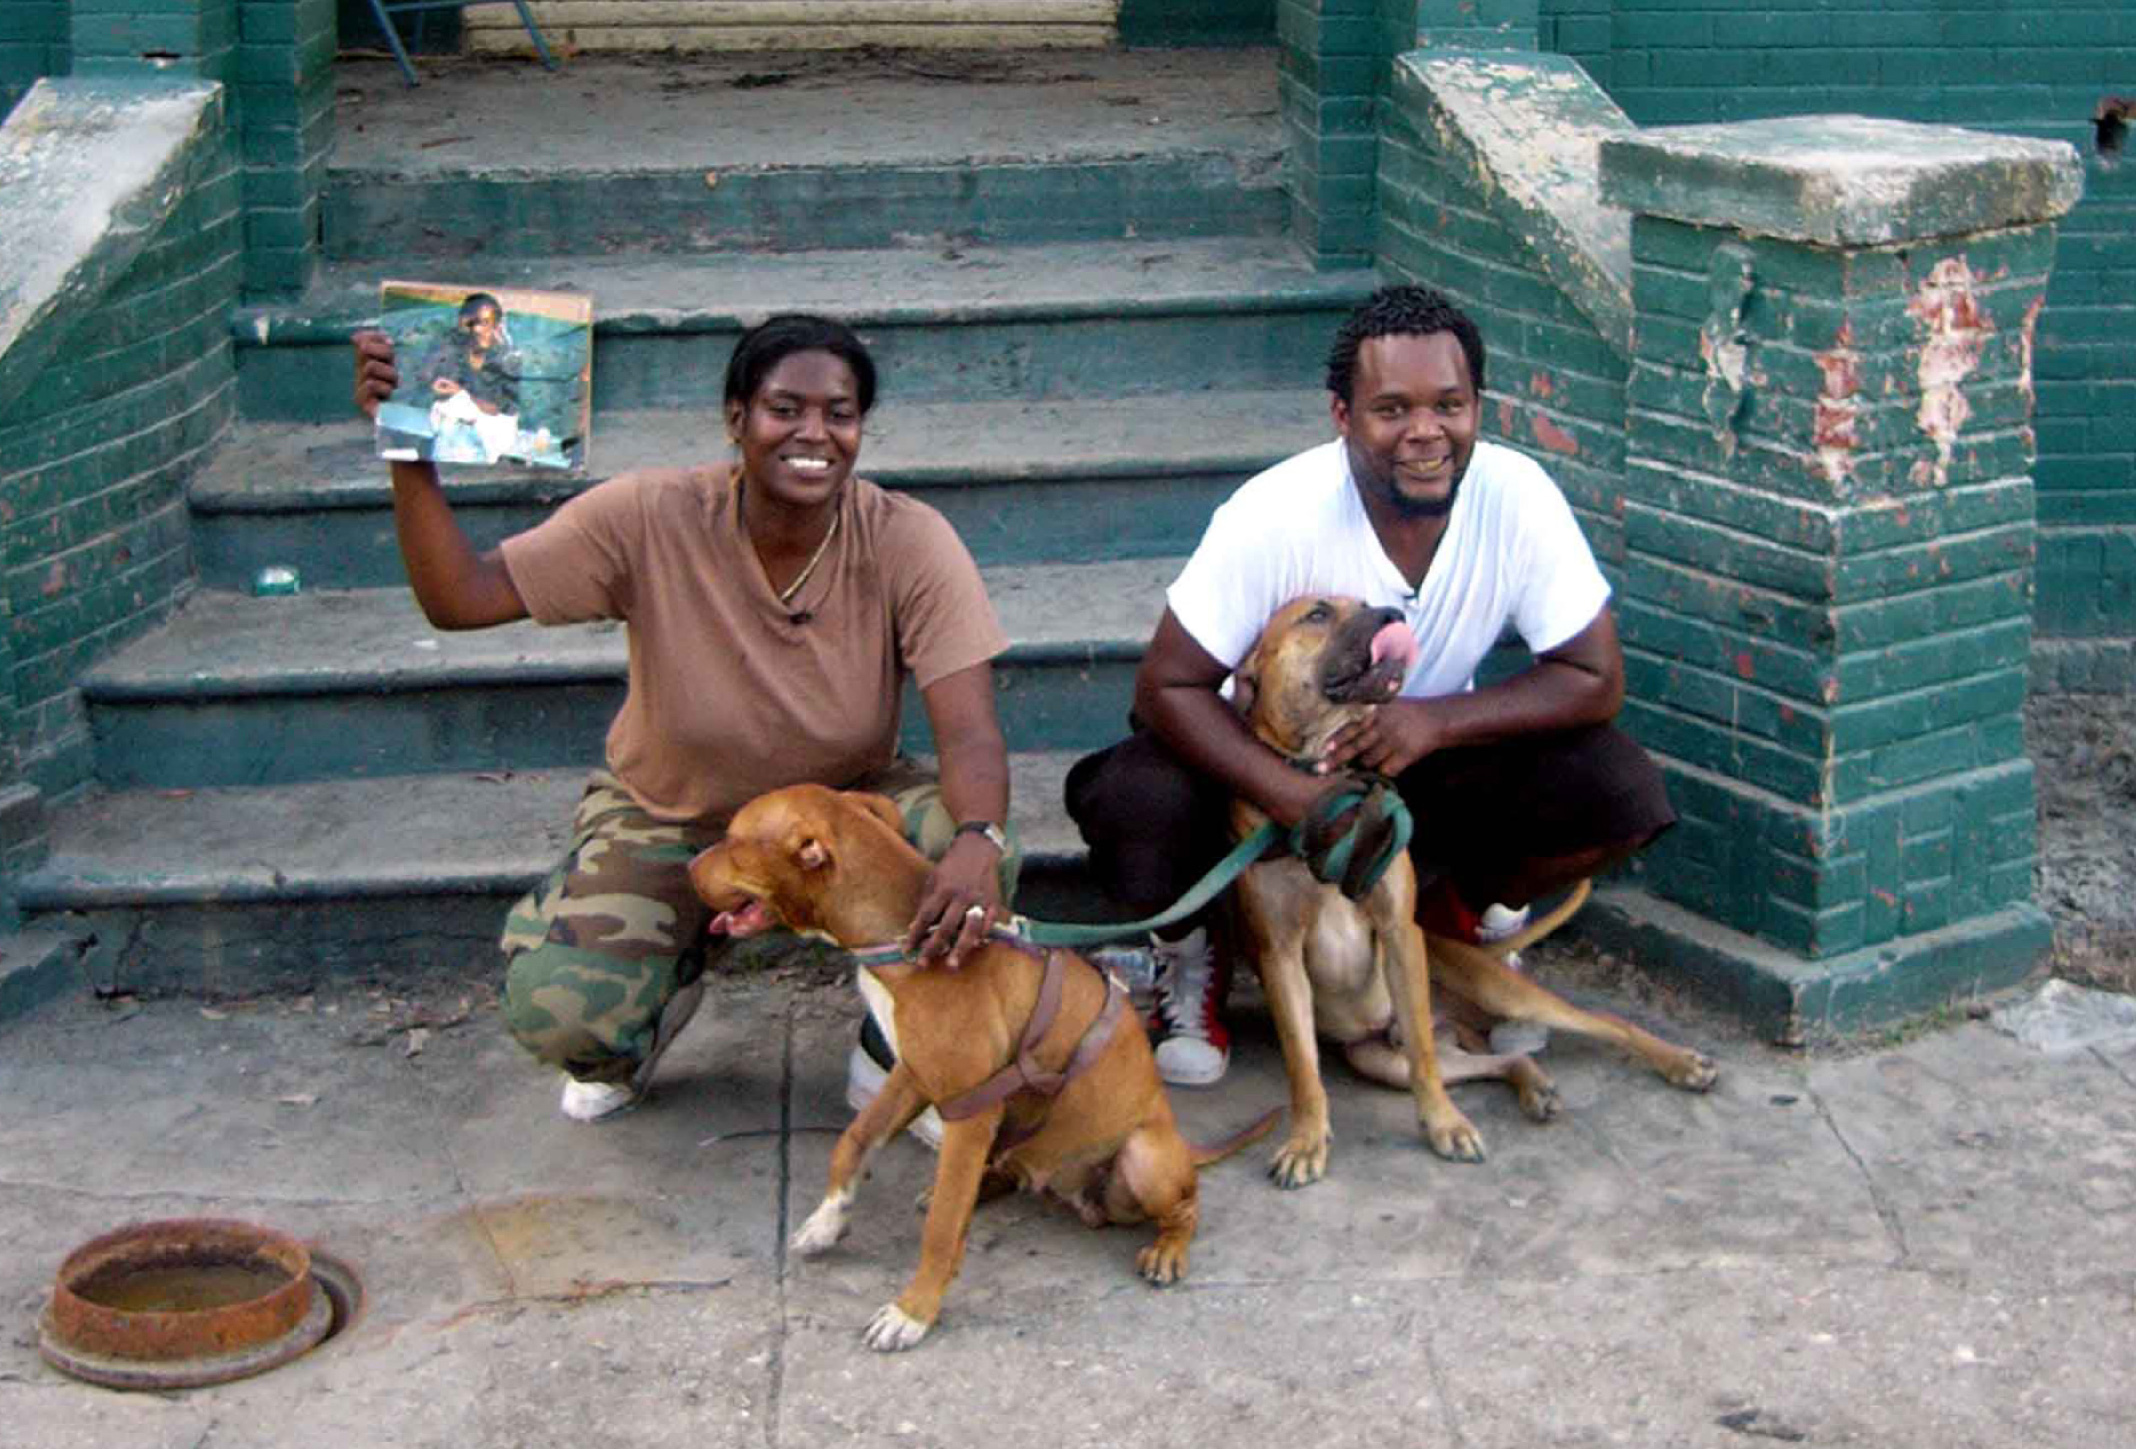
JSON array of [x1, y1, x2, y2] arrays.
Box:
[[776, 508, 839, 606], [739, 477, 841, 606]]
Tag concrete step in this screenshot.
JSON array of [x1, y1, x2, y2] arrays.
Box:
[[188, 388, 1328, 587], [232, 236, 1381, 422], [14, 753, 1119, 998], [325, 49, 1284, 260], [79, 557, 1176, 790], [0, 928, 80, 1020]]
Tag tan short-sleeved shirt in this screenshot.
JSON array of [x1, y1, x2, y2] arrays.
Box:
[[500, 465, 1008, 826]]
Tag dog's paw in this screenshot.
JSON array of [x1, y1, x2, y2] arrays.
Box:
[[790, 1201, 849, 1257], [1517, 1077, 1562, 1123], [863, 1303, 933, 1352], [1268, 1134, 1328, 1189], [1666, 1051, 1720, 1092], [1425, 1113, 1486, 1163], [1137, 1239, 1188, 1286]]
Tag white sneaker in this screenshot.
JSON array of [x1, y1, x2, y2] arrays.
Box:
[[1478, 904, 1550, 1056], [557, 974, 706, 1122], [1148, 926, 1231, 1087], [845, 1039, 945, 1150], [559, 1074, 640, 1121]]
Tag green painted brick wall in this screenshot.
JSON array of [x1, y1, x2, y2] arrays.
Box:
[[234, 0, 334, 295], [1541, 0, 1612, 85], [0, 126, 242, 801], [1541, 0, 2134, 683], [1615, 200, 2055, 952], [1418, 0, 1540, 48], [72, 0, 237, 89], [1647, 757, 2037, 956], [1280, 0, 1387, 265], [1118, 0, 1276, 47], [2, 2, 70, 119]]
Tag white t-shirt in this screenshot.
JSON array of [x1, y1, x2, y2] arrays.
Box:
[[1167, 438, 1610, 698]]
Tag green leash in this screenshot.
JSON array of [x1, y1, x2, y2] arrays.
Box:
[[1013, 822, 1283, 948], [1012, 776, 1413, 949]]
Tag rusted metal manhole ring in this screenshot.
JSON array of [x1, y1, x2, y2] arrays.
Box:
[[37, 1219, 363, 1391]]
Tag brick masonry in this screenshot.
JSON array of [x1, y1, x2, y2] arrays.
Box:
[[1281, 2, 2135, 687], [1537, 0, 2136, 685], [1, 2, 70, 120], [0, 79, 241, 812], [235, 0, 334, 296], [1599, 116, 2077, 966], [1371, 48, 2077, 1022]]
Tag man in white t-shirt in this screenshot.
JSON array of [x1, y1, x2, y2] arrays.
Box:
[[1066, 285, 1674, 1087]]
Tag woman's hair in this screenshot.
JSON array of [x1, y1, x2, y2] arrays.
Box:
[[1324, 285, 1486, 403], [723, 313, 878, 416]]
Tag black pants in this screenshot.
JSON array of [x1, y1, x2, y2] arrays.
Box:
[[1064, 722, 1676, 918]]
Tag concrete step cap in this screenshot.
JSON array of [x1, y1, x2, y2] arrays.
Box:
[[81, 558, 1180, 700], [19, 751, 1093, 910]]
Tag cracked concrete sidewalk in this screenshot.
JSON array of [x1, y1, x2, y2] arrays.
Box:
[[2, 964, 2132, 1448]]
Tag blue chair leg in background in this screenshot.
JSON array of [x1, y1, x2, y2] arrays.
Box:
[[363, 0, 559, 87]]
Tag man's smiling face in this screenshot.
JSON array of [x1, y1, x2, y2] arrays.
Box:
[[1331, 331, 1480, 520]]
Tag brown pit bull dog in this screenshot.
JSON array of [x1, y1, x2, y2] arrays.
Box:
[[1233, 594, 1718, 1188], [688, 783, 1273, 1353]]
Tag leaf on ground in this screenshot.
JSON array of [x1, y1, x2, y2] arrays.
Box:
[[199, 1007, 227, 1020], [404, 1027, 431, 1057], [277, 1092, 319, 1108]]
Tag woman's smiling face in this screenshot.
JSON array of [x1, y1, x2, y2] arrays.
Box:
[[726, 349, 865, 510]]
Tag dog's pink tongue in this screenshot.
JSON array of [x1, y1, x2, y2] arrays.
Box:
[[1369, 619, 1419, 676], [707, 901, 771, 938]]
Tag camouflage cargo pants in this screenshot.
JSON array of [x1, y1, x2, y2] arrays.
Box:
[[500, 765, 1021, 1082]]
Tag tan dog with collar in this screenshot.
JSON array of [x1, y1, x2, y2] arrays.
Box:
[[1234, 595, 1717, 1188], [689, 783, 1271, 1352]]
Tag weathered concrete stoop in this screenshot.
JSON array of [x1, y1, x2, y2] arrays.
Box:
[[71, 558, 1177, 790], [15, 48, 1340, 1008], [186, 388, 1330, 588], [14, 48, 2090, 1051]]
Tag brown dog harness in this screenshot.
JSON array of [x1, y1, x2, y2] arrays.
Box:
[[850, 932, 1127, 1134], [936, 940, 1127, 1126]]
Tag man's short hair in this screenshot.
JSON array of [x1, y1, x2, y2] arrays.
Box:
[[1324, 285, 1487, 404]]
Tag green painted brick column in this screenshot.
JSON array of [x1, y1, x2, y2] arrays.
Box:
[[1281, 2, 1544, 268], [1591, 115, 2083, 1040], [1279, 0, 1384, 267], [236, 0, 335, 296]]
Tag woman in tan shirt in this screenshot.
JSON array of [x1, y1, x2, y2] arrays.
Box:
[[354, 313, 1016, 1122]]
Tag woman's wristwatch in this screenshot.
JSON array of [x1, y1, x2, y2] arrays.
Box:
[[954, 819, 1009, 855]]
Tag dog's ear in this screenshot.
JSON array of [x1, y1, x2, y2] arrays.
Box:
[[845, 791, 906, 837]]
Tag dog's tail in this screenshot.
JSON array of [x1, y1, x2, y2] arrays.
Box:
[[1190, 1107, 1283, 1167], [1478, 878, 1592, 955]]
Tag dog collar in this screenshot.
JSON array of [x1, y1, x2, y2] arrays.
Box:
[[846, 923, 1031, 969]]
